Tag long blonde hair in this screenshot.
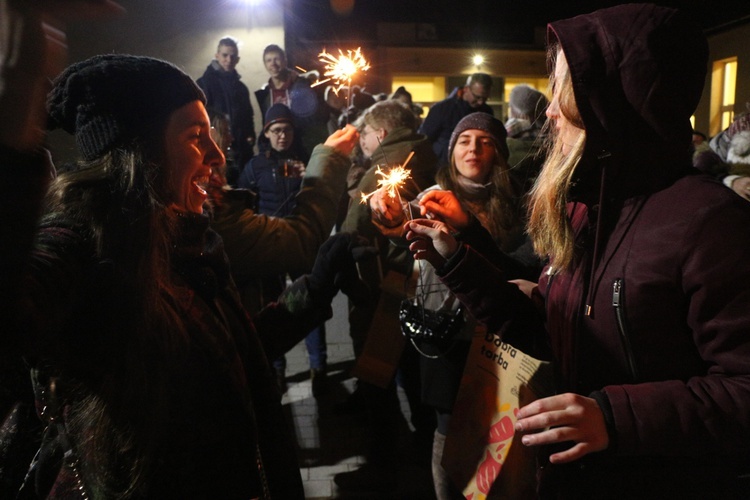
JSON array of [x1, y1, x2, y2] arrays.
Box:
[[527, 45, 586, 271]]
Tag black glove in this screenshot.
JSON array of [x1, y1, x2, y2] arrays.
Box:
[[308, 232, 377, 306]]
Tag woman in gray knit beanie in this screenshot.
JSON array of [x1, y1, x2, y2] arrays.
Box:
[[369, 111, 541, 500]]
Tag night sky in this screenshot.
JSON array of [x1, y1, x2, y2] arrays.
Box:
[[287, 0, 750, 46]]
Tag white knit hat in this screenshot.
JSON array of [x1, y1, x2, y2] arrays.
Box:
[[727, 130, 750, 165]]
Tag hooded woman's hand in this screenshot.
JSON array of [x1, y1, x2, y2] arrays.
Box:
[[418, 190, 470, 230], [404, 218, 460, 269], [514, 393, 609, 464], [729, 175, 750, 201]]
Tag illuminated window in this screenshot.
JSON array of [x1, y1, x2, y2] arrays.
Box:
[[391, 76, 446, 115], [710, 57, 737, 136]]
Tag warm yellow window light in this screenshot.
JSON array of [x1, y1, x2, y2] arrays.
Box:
[[710, 56, 737, 135]]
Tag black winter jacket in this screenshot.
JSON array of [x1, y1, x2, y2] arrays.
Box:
[[197, 61, 256, 165]]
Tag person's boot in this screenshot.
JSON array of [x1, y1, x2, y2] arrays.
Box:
[[333, 384, 367, 415], [310, 367, 328, 398], [333, 464, 397, 493], [275, 367, 287, 394], [432, 430, 464, 499]]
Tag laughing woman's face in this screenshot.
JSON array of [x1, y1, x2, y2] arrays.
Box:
[[163, 101, 225, 213]]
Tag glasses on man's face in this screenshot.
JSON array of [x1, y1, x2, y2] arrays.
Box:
[[359, 126, 378, 139], [466, 87, 489, 104], [268, 126, 293, 137]]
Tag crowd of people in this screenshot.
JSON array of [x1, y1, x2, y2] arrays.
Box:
[[2, 1, 750, 499]]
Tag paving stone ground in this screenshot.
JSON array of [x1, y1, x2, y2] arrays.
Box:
[[281, 292, 436, 499]]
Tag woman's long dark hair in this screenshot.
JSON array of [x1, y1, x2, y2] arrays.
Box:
[[44, 141, 190, 498]]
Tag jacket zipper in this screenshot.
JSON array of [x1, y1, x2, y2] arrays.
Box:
[[612, 278, 639, 382]]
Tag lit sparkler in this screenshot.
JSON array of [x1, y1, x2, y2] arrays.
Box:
[[360, 165, 412, 204], [315, 47, 370, 109], [360, 151, 416, 221]]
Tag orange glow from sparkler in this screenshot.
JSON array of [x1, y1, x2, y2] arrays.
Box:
[[317, 48, 370, 92], [360, 165, 412, 204]]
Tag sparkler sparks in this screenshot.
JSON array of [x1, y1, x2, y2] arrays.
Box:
[[360, 165, 413, 205], [314, 47, 370, 95], [360, 151, 416, 206]]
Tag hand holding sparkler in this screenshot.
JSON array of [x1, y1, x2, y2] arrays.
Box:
[[361, 151, 416, 234], [323, 124, 359, 156], [369, 187, 407, 230], [360, 151, 415, 203]]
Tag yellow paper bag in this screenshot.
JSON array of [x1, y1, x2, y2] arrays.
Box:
[[442, 329, 554, 499]]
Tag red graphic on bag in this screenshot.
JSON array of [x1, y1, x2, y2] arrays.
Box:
[[476, 450, 502, 494]]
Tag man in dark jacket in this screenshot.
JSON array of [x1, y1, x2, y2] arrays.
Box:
[[255, 44, 328, 157], [419, 73, 493, 168], [238, 103, 308, 215], [197, 37, 256, 173], [236, 103, 330, 394]]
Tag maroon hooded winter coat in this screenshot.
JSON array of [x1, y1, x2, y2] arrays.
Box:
[[439, 4, 750, 498]]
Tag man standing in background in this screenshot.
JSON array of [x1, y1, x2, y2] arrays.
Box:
[[419, 72, 494, 167], [198, 37, 256, 177], [255, 44, 328, 156]]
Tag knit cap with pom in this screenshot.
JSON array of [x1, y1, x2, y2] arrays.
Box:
[[448, 112, 509, 161], [47, 54, 205, 160], [728, 111, 750, 140], [727, 130, 750, 165]]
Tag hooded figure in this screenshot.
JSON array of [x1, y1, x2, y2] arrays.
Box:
[[528, 5, 750, 497], [404, 4, 750, 498]]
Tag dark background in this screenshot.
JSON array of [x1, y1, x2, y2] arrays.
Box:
[[287, 0, 750, 46]]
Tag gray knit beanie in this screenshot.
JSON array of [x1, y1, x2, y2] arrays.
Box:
[[47, 54, 206, 160], [448, 112, 509, 161], [508, 84, 548, 121]]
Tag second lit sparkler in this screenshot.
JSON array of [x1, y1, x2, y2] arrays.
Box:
[[360, 151, 416, 222]]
